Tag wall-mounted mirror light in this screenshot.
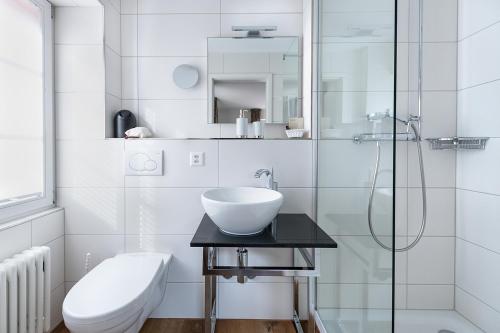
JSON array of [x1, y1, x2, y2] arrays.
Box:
[[173, 64, 199, 89]]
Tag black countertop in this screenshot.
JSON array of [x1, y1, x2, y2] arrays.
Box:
[[190, 214, 337, 248]]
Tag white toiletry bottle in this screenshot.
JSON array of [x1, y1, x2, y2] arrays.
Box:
[[253, 120, 263, 138], [236, 109, 249, 138]]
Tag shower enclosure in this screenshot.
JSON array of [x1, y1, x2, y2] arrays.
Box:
[[315, 0, 496, 332]]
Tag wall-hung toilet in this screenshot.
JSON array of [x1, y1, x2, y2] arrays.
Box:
[[63, 252, 172, 333]]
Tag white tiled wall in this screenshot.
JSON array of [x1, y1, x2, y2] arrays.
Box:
[[53, 6, 315, 318], [396, 0, 457, 310], [456, 1, 500, 330], [0, 209, 65, 331], [120, 0, 304, 138], [58, 139, 313, 319]]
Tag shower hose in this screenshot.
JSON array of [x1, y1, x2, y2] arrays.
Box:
[[368, 123, 427, 252]]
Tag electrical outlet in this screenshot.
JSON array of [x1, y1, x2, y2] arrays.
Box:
[[190, 152, 205, 167]]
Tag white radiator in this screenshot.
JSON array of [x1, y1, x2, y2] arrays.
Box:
[[0, 247, 51, 333]]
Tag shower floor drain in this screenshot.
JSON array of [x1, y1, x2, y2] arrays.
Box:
[[438, 330, 456, 333]]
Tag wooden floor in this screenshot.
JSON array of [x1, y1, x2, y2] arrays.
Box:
[[53, 319, 317, 333]]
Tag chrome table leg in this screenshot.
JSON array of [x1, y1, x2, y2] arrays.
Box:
[[204, 247, 217, 333]]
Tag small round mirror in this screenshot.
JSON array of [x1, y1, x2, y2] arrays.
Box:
[[173, 64, 199, 89]]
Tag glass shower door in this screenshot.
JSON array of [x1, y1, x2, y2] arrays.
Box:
[[315, 0, 397, 332]]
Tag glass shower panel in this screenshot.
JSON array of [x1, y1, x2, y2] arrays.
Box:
[[316, 0, 396, 332]]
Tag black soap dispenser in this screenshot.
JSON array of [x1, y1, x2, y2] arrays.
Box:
[[114, 110, 136, 138]]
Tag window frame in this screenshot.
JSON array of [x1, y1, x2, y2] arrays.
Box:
[[0, 0, 55, 223]]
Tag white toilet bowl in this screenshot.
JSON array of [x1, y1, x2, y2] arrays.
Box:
[[63, 252, 172, 333]]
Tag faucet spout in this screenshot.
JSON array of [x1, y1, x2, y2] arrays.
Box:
[[254, 168, 278, 191]]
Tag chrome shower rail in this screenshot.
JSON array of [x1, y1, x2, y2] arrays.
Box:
[[353, 132, 417, 143]]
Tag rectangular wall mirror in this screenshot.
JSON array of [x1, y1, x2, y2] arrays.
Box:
[[207, 37, 301, 125]]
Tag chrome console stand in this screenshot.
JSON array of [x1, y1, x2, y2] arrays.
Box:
[[202, 246, 319, 333]]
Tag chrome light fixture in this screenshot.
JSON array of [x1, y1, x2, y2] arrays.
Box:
[[231, 25, 277, 38]]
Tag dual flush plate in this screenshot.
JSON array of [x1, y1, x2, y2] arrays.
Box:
[[125, 150, 205, 176]]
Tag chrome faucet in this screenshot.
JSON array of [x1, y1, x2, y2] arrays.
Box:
[[254, 168, 278, 191]]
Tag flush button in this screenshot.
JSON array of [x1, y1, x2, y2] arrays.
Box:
[[125, 150, 163, 176]]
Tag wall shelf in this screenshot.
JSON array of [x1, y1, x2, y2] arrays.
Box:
[[426, 137, 489, 150]]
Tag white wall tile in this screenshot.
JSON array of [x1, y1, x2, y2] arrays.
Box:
[[318, 236, 395, 285], [221, 0, 302, 13], [124, 140, 218, 188], [125, 235, 202, 282], [139, 0, 220, 14], [0, 222, 31, 261], [218, 282, 293, 319], [121, 99, 138, 116], [65, 234, 124, 282], [104, 1, 121, 54], [56, 93, 105, 140], [57, 139, 124, 188], [318, 140, 406, 188], [55, 45, 105, 93], [456, 239, 500, 312], [457, 139, 500, 195], [45, 237, 65, 290], [407, 285, 454, 309], [105, 94, 122, 138], [317, 283, 392, 309], [458, 23, 500, 89], [121, 57, 138, 99], [151, 282, 204, 318], [125, 187, 208, 235], [408, 143, 456, 188], [138, 14, 220, 57], [50, 284, 66, 330], [139, 100, 220, 139], [121, 0, 137, 14], [138, 57, 207, 99], [457, 189, 500, 253], [422, 0, 458, 42], [59, 187, 125, 235], [32, 209, 65, 245], [219, 140, 313, 188], [421, 43, 457, 91], [121, 15, 138, 56], [55, 7, 104, 45], [458, 80, 500, 138], [456, 287, 500, 333], [317, 188, 407, 237], [420, 91, 457, 138], [103, 0, 120, 13], [458, 0, 500, 39], [279, 188, 314, 217], [221, 14, 302, 37], [408, 237, 455, 284], [105, 47, 122, 98], [408, 188, 455, 237]]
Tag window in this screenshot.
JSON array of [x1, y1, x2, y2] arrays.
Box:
[[0, 0, 54, 222]]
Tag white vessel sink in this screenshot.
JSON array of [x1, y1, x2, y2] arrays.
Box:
[[201, 187, 284, 236]]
